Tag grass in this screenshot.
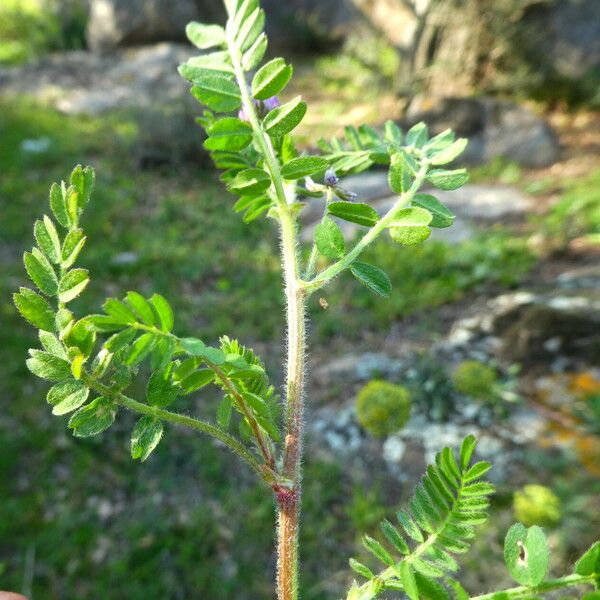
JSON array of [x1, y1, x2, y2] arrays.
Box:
[[0, 95, 595, 598]]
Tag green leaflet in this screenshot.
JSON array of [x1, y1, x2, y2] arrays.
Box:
[[13, 287, 56, 331], [179, 52, 234, 81], [131, 416, 164, 462], [191, 75, 242, 112], [34, 216, 61, 263], [229, 168, 272, 195], [263, 96, 307, 137], [61, 228, 86, 268], [388, 207, 432, 246], [186, 22, 226, 49], [150, 294, 174, 332], [204, 117, 253, 152], [406, 122, 428, 147], [26, 350, 72, 382], [575, 542, 600, 576], [126, 291, 156, 326], [47, 381, 90, 416], [49, 182, 69, 227], [400, 562, 419, 600], [252, 57, 293, 101], [389, 152, 413, 194], [413, 194, 455, 229], [58, 268, 90, 303], [24, 248, 58, 296], [68, 396, 117, 438], [70, 164, 95, 210], [328, 202, 379, 227], [350, 262, 392, 297], [504, 524, 550, 587], [146, 364, 180, 408], [428, 169, 470, 191], [280, 156, 328, 180], [315, 218, 346, 259], [242, 32, 267, 70], [181, 338, 226, 365], [430, 138, 468, 165]]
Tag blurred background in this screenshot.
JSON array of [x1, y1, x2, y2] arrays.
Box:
[[0, 0, 599, 598]]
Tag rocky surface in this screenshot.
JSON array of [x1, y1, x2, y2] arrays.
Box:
[[404, 96, 561, 167]]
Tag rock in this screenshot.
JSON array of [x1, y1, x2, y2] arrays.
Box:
[[557, 265, 600, 292], [404, 97, 560, 167], [523, 0, 600, 80], [442, 290, 600, 369], [86, 0, 225, 52], [0, 44, 208, 165]]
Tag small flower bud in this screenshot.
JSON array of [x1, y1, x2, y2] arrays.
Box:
[[262, 96, 281, 112], [335, 187, 357, 202], [324, 168, 339, 187]]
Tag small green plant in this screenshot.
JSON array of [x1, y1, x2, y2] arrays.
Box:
[[514, 484, 562, 528], [12, 1, 600, 599], [453, 360, 499, 402], [356, 380, 411, 437]]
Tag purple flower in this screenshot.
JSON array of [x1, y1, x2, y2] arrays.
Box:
[[262, 96, 281, 112], [324, 168, 339, 187], [238, 96, 281, 122]]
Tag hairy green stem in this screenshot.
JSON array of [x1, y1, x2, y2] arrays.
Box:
[[304, 165, 429, 293], [223, 6, 306, 599], [470, 573, 596, 600]]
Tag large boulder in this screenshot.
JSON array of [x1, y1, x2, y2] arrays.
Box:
[[523, 0, 600, 80], [404, 96, 560, 167], [86, 0, 215, 52]]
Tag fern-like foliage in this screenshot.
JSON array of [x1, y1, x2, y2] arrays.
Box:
[[346, 435, 493, 600]]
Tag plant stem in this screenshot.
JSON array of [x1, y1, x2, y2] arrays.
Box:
[[222, 7, 307, 598], [277, 206, 306, 600], [304, 165, 429, 293], [469, 573, 596, 600], [129, 322, 274, 466], [83, 373, 268, 478]]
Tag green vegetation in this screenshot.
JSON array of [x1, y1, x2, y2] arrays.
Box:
[[0, 90, 594, 599], [540, 169, 600, 246], [452, 361, 498, 402], [355, 380, 412, 437], [0, 0, 86, 65], [513, 484, 561, 528]]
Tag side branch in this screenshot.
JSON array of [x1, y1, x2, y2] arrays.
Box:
[[83, 373, 269, 480], [304, 164, 429, 294]]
